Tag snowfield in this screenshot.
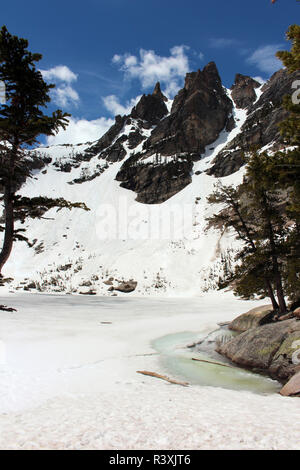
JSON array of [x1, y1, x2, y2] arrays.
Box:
[[0, 291, 299, 450], [2, 97, 250, 297]]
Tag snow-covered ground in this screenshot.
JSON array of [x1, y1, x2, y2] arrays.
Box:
[[0, 291, 299, 450], [2, 98, 250, 296]]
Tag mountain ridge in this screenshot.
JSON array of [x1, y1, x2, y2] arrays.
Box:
[[1, 62, 299, 296]]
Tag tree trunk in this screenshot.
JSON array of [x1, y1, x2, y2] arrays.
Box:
[[266, 280, 279, 311], [275, 273, 287, 315], [0, 183, 14, 275], [232, 198, 280, 313], [261, 192, 287, 315], [267, 222, 287, 314]]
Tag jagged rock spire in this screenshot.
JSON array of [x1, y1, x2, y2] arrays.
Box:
[[130, 83, 168, 124], [152, 82, 168, 102]]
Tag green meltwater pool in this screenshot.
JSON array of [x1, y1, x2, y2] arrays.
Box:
[[152, 330, 281, 394]]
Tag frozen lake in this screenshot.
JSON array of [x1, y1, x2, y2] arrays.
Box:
[[0, 291, 299, 449]]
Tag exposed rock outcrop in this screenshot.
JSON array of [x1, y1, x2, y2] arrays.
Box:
[[144, 62, 233, 157], [280, 371, 300, 396], [114, 280, 137, 293], [231, 73, 260, 109], [228, 304, 274, 332], [217, 317, 300, 382], [100, 134, 127, 162], [152, 81, 168, 102], [205, 150, 245, 178], [128, 130, 145, 149], [116, 63, 233, 203], [116, 156, 193, 204], [207, 68, 300, 177], [131, 82, 168, 124], [293, 307, 300, 319], [86, 114, 127, 157]]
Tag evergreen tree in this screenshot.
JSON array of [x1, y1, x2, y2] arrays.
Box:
[[206, 24, 300, 315], [206, 176, 285, 312], [0, 26, 70, 274], [276, 24, 300, 73], [275, 24, 300, 306]]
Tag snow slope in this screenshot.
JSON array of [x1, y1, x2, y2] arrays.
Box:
[[2, 93, 251, 297]]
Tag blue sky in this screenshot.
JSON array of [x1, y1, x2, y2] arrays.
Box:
[[2, 0, 299, 144]]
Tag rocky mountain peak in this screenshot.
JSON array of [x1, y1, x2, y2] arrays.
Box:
[[130, 83, 168, 124], [115, 63, 233, 204], [79, 63, 300, 205], [202, 61, 223, 88], [184, 62, 221, 92], [152, 82, 168, 102], [230, 73, 261, 109]]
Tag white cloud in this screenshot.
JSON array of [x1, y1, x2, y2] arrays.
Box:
[[209, 38, 240, 49], [164, 80, 182, 98], [46, 116, 114, 146], [112, 45, 190, 98], [112, 54, 122, 64], [40, 65, 79, 108], [52, 85, 80, 107], [246, 45, 283, 74], [40, 65, 78, 83], [102, 94, 141, 116]]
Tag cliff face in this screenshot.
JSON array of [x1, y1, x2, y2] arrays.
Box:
[[112, 65, 298, 203], [207, 68, 300, 177], [114, 62, 234, 203], [145, 62, 233, 157], [230, 73, 261, 109]]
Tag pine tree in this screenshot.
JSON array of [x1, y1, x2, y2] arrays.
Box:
[[206, 177, 284, 312], [0, 26, 70, 274], [275, 24, 300, 306], [206, 24, 300, 314], [276, 24, 300, 73]]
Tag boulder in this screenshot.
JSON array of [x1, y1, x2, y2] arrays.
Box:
[[269, 328, 300, 381], [228, 304, 274, 332], [114, 281, 137, 293], [293, 307, 300, 319], [79, 289, 97, 295], [217, 318, 300, 381], [278, 312, 295, 321], [280, 371, 300, 396], [26, 281, 37, 289]]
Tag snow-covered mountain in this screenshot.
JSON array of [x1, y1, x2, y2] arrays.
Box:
[[1, 63, 299, 296]]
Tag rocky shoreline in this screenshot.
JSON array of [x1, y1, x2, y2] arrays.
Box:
[[215, 305, 300, 396]]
